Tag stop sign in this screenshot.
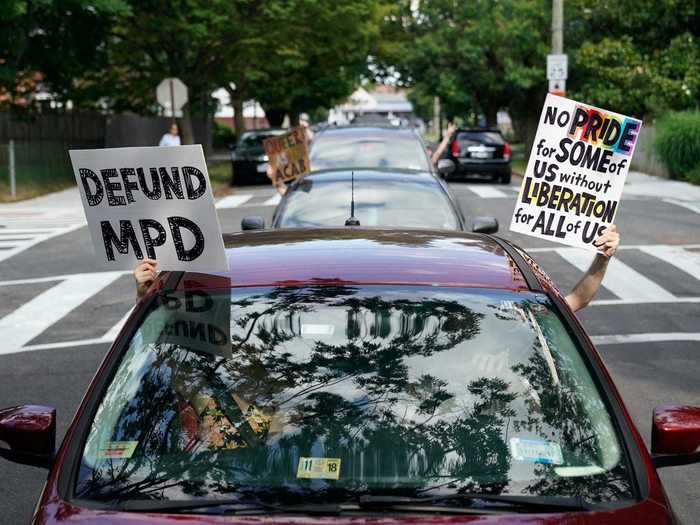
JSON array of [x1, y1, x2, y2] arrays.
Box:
[[156, 78, 188, 117]]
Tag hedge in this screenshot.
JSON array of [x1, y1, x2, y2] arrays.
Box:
[[654, 111, 700, 184]]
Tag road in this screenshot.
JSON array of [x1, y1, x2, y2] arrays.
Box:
[[1, 173, 699, 524]]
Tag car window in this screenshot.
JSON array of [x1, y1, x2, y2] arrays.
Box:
[[456, 131, 504, 144], [76, 286, 635, 507], [277, 179, 460, 230], [310, 133, 430, 171]]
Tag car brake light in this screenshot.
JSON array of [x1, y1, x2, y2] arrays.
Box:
[[503, 142, 511, 160], [451, 140, 460, 156]]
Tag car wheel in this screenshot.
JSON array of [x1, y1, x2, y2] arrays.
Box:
[[500, 171, 512, 184]]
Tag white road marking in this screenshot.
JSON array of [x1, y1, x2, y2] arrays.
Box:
[[103, 306, 135, 340], [263, 193, 282, 206], [556, 247, 676, 303], [464, 185, 509, 198], [591, 333, 700, 345], [0, 223, 85, 263], [215, 194, 253, 209], [0, 272, 125, 355], [663, 198, 700, 215], [21, 337, 113, 352], [639, 245, 700, 281], [525, 243, 700, 253], [591, 297, 700, 306]]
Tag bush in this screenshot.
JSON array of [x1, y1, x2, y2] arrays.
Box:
[[654, 111, 700, 182], [212, 120, 236, 149]]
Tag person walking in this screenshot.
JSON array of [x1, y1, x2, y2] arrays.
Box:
[[159, 123, 181, 147]]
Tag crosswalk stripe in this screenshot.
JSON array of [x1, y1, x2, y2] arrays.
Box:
[[263, 193, 282, 206], [0, 272, 124, 355], [639, 245, 700, 281], [591, 333, 700, 345], [464, 185, 509, 198], [556, 247, 676, 303], [215, 194, 253, 209], [664, 198, 700, 215], [0, 223, 85, 263]]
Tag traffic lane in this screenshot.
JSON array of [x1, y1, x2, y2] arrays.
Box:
[[448, 181, 700, 247], [599, 340, 700, 525], [0, 342, 111, 525]]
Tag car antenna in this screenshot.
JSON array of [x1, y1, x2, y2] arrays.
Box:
[[345, 171, 360, 226]]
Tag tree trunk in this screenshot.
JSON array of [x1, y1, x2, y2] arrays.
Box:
[[288, 110, 300, 127], [226, 87, 245, 137], [484, 102, 499, 128], [177, 104, 195, 145], [265, 107, 286, 127]]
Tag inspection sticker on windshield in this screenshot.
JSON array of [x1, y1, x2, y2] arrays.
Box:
[[510, 438, 563, 465], [98, 441, 138, 459], [297, 457, 341, 480]]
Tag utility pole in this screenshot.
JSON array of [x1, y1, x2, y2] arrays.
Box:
[[552, 0, 563, 54]]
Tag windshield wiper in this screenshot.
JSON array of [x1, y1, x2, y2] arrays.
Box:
[[116, 498, 343, 515], [358, 493, 592, 513]]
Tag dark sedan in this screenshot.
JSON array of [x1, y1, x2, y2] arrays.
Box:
[[231, 128, 286, 185], [242, 168, 497, 233], [3, 228, 698, 523], [446, 128, 512, 184]]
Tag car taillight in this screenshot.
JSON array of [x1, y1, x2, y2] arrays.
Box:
[[451, 140, 460, 156], [503, 142, 511, 160]]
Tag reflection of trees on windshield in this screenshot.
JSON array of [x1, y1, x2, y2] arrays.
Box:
[[76, 288, 633, 506]]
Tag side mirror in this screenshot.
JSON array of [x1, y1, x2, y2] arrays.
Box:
[[241, 216, 265, 231], [652, 405, 700, 468], [471, 216, 499, 234], [0, 405, 55, 468], [437, 158, 455, 175]]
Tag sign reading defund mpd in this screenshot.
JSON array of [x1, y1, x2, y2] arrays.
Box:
[[70, 145, 227, 271], [510, 94, 642, 250]]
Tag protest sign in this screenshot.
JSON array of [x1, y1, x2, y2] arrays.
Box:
[[69, 145, 228, 271], [263, 127, 310, 183], [509, 94, 642, 250]]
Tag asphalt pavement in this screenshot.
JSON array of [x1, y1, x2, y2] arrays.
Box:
[[1, 172, 699, 524]]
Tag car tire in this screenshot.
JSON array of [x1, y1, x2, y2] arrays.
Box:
[[500, 171, 512, 185]]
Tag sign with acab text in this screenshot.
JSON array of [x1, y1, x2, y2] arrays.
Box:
[[263, 127, 309, 183], [509, 94, 642, 250], [69, 145, 228, 271]]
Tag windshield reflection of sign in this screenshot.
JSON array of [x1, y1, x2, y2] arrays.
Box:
[[147, 290, 231, 359], [263, 127, 309, 183]]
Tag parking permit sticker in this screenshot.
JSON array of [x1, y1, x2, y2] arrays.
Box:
[[98, 441, 138, 459], [296, 457, 341, 480], [510, 438, 563, 465]]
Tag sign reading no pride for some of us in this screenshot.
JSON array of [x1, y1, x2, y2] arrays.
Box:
[[510, 94, 642, 250], [69, 145, 227, 271]]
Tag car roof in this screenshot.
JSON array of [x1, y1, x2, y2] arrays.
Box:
[[314, 125, 421, 137], [176, 228, 530, 292], [295, 168, 438, 184]]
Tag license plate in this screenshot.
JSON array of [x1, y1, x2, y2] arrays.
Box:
[[257, 163, 269, 173], [471, 151, 492, 159]]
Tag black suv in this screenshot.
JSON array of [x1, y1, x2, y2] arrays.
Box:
[[230, 128, 286, 185], [445, 128, 512, 184]]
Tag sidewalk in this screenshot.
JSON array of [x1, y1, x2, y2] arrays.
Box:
[[625, 171, 700, 202]]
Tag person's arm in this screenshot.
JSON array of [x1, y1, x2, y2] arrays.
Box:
[[565, 225, 620, 312], [431, 122, 456, 166], [133, 258, 158, 299], [267, 164, 287, 195]]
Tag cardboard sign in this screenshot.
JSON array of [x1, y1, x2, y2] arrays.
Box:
[[510, 94, 642, 250], [69, 145, 227, 271], [263, 127, 310, 183]]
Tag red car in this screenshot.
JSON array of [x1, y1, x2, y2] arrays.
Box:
[[2, 229, 699, 524]]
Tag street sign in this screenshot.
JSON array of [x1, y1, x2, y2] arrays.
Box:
[[549, 79, 566, 97], [156, 78, 188, 118], [547, 54, 568, 80]]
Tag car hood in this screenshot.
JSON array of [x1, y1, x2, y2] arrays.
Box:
[[35, 497, 674, 525]]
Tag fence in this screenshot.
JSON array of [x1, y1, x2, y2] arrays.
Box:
[[0, 111, 212, 199]]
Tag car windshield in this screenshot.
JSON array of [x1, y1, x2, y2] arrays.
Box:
[[310, 133, 430, 171], [277, 178, 460, 230], [76, 286, 635, 507]]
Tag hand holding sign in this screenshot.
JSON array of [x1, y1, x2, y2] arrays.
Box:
[[70, 145, 227, 271], [510, 94, 641, 250]]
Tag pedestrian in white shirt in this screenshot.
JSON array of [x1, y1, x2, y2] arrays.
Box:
[[159, 123, 181, 147]]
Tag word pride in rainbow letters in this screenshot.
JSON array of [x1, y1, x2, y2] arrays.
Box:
[[509, 94, 642, 250]]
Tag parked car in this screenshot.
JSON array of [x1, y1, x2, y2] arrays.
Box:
[[3, 228, 697, 523], [310, 125, 453, 176], [241, 168, 498, 234], [231, 128, 286, 185], [445, 128, 512, 184]]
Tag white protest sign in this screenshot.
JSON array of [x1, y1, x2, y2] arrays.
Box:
[[510, 94, 642, 250], [69, 145, 228, 271]]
